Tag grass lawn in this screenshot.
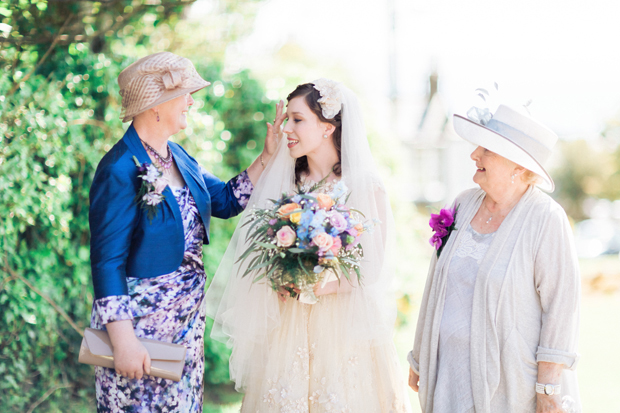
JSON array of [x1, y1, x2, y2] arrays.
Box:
[[394, 254, 620, 413], [205, 255, 620, 412]]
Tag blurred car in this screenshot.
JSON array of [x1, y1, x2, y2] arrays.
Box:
[[573, 219, 620, 258]]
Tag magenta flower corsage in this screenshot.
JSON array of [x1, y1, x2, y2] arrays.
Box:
[[132, 156, 167, 223], [429, 204, 459, 257]]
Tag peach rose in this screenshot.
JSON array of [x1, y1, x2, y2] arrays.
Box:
[[354, 223, 364, 233], [278, 203, 300, 221], [276, 226, 297, 247], [316, 194, 334, 210], [330, 236, 342, 255], [312, 232, 334, 251]]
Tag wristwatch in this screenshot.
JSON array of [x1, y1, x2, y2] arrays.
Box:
[[535, 382, 561, 396]]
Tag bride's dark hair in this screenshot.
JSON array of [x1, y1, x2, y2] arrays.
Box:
[[286, 83, 342, 184]]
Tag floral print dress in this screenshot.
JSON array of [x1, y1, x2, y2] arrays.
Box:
[[90, 171, 253, 413]]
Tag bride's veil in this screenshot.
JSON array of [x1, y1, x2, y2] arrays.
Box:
[[205, 82, 397, 392]]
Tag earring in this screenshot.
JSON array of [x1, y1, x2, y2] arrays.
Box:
[[323, 134, 328, 139], [511, 174, 515, 184], [156, 112, 160, 122]]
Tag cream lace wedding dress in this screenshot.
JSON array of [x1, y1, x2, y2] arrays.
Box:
[[239, 181, 411, 413]]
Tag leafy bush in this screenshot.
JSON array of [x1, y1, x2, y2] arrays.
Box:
[[0, 0, 269, 410]]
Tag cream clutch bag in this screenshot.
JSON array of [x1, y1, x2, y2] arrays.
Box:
[[78, 328, 187, 382]]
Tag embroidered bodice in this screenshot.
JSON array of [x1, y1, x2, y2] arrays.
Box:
[[453, 224, 494, 263], [298, 177, 340, 194]]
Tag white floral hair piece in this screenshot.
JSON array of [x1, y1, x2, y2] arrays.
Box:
[[312, 78, 342, 119]]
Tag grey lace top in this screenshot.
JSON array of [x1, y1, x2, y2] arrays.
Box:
[[434, 224, 495, 413]]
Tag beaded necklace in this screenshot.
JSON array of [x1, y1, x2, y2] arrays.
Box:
[[141, 139, 173, 172]]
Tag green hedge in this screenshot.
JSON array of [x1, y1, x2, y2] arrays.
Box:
[[0, 1, 270, 410]]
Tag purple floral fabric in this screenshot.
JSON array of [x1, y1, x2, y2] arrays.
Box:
[[93, 295, 133, 325], [90, 186, 207, 413], [230, 170, 254, 209]]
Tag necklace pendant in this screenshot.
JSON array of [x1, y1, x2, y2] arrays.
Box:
[[486, 216, 493, 224]]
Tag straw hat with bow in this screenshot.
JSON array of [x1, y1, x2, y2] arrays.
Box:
[[117, 52, 210, 123]]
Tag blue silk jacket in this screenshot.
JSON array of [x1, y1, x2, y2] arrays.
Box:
[[89, 124, 248, 299]]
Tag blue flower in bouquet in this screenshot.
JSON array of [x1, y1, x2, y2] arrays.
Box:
[[296, 227, 311, 249], [310, 209, 328, 229], [330, 180, 348, 201], [300, 210, 314, 228], [310, 227, 326, 239], [329, 227, 340, 237], [292, 194, 302, 204], [347, 218, 359, 230], [297, 225, 310, 245], [309, 210, 328, 238]]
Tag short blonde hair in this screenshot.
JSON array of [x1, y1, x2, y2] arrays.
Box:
[[522, 170, 542, 186]]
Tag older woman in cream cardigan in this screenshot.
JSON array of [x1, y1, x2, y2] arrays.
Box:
[[408, 105, 581, 413]]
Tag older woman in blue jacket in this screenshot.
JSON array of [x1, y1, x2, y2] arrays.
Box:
[[89, 52, 285, 411]]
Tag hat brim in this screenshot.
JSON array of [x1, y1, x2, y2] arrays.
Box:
[[121, 82, 210, 123], [453, 114, 555, 192]]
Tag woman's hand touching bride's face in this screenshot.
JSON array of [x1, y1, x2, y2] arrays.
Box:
[[263, 100, 286, 162], [247, 100, 286, 184]]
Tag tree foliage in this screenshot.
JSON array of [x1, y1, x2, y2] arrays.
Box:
[[0, 0, 269, 410], [553, 138, 620, 220]]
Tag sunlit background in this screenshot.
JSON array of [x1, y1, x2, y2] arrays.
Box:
[[213, 2, 620, 409], [1, 0, 619, 411]]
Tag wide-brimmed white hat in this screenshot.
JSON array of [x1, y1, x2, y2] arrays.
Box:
[[453, 104, 558, 192]]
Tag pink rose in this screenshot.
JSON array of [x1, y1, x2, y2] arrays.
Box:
[[276, 226, 296, 247], [312, 232, 334, 252], [330, 236, 342, 255]]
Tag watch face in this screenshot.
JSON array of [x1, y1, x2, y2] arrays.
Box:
[[545, 384, 554, 395]]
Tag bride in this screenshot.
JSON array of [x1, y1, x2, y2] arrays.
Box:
[[206, 79, 411, 412]]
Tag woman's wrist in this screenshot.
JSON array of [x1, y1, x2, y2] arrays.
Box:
[[261, 149, 272, 167], [106, 319, 138, 348]]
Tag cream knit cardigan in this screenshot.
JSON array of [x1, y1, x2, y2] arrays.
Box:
[[408, 185, 581, 412]]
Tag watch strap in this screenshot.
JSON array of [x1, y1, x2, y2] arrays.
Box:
[[535, 382, 561, 395]]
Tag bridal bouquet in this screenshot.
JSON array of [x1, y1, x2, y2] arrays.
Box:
[[237, 180, 378, 304]]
